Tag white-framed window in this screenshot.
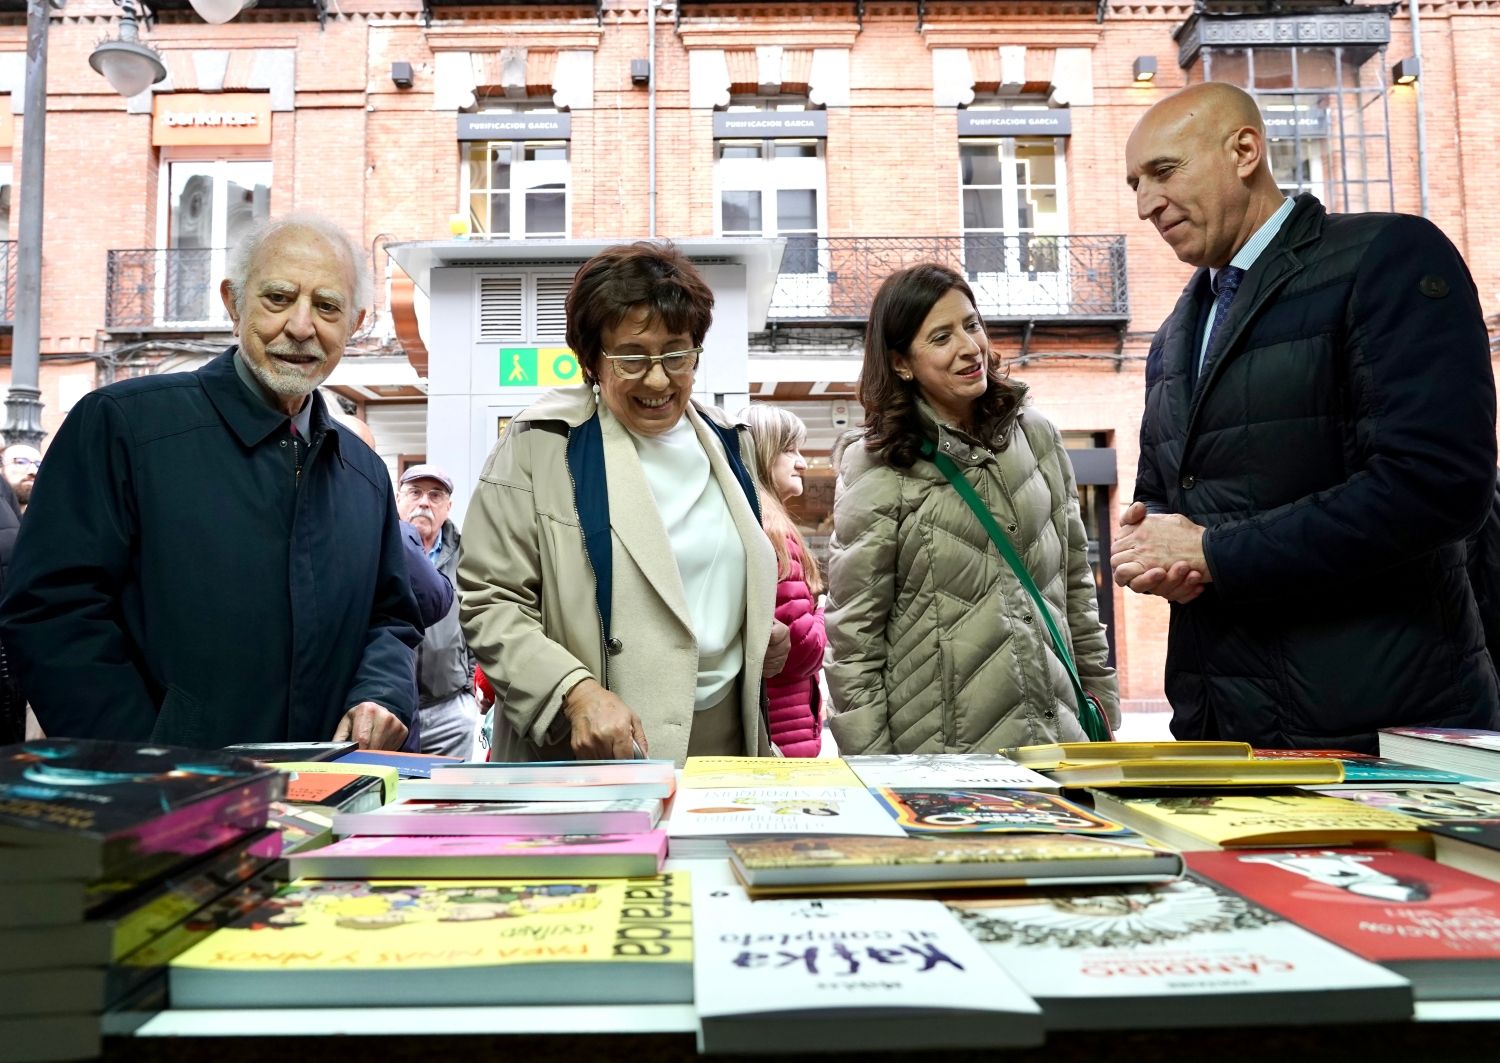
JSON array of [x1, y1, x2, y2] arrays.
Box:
[[462, 134, 569, 240], [157, 157, 271, 325], [959, 136, 1066, 273]]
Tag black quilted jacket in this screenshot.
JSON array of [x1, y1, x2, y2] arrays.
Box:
[[1136, 194, 1499, 752]]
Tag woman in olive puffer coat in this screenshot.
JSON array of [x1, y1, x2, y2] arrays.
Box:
[[825, 264, 1119, 754]]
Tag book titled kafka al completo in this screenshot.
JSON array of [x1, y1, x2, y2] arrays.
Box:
[[692, 880, 1042, 1053]]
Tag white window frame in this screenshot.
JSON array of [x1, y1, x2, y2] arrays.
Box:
[[459, 106, 571, 241], [154, 156, 273, 327]]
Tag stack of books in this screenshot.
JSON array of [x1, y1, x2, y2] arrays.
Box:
[[298, 759, 676, 878], [0, 740, 286, 1059], [667, 757, 905, 858]]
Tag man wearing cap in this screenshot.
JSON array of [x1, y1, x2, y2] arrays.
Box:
[[397, 464, 482, 758]]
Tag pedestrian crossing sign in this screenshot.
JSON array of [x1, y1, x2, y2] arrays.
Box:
[[499, 347, 581, 388]]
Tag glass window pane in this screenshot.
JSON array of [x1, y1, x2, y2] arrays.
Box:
[[1254, 49, 1294, 91], [777, 189, 817, 230], [963, 188, 1005, 229], [465, 143, 488, 190], [720, 143, 763, 160], [1296, 48, 1338, 88], [782, 234, 818, 275], [721, 190, 762, 234], [1016, 140, 1056, 186], [773, 141, 817, 158], [960, 143, 1004, 186], [1205, 48, 1250, 89], [525, 191, 566, 236], [525, 143, 567, 162], [490, 145, 512, 191], [168, 166, 215, 250]]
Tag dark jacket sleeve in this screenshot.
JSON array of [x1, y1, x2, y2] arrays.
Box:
[[0, 394, 160, 737], [1133, 337, 1171, 514], [1204, 215, 1499, 598], [343, 491, 423, 724], [400, 520, 455, 630]]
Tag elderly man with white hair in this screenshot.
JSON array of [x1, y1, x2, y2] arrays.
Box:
[[0, 213, 423, 749]]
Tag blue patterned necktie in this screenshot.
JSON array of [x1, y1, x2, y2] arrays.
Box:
[[1200, 264, 1246, 375]]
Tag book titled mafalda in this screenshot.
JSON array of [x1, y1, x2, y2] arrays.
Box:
[[169, 872, 692, 1007], [692, 881, 1042, 1053], [873, 788, 1132, 836], [949, 877, 1412, 1029]]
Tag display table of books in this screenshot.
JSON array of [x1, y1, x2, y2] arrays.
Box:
[[9, 739, 1500, 1062]]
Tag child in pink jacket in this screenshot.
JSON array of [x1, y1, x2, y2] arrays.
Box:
[[743, 405, 827, 757]]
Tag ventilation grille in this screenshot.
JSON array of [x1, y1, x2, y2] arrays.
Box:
[[534, 275, 572, 341], [478, 275, 523, 340]]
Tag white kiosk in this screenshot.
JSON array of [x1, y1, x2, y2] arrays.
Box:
[[385, 239, 785, 524]]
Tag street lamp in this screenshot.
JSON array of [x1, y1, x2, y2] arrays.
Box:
[[88, 4, 166, 99], [6, 0, 242, 448]]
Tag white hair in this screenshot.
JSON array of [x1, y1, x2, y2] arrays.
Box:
[[225, 212, 372, 316]]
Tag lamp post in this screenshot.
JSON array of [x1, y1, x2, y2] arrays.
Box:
[[5, 0, 56, 447], [7, 0, 240, 447]]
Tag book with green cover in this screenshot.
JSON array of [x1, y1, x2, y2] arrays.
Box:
[[168, 872, 692, 1008]]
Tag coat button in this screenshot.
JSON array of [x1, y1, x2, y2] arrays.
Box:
[[1022, 614, 1034, 624], [1180, 474, 1196, 490], [605, 637, 623, 655], [1006, 522, 1018, 533]]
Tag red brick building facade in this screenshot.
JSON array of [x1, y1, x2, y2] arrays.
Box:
[[1, 0, 1494, 709]]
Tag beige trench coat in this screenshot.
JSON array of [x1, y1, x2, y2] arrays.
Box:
[[457, 383, 777, 766]]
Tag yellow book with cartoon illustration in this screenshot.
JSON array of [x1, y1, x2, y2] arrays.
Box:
[[167, 872, 692, 1007], [681, 756, 863, 789]]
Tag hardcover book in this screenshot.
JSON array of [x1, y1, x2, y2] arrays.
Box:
[[1089, 791, 1431, 853], [843, 754, 1057, 793], [274, 762, 399, 805], [667, 786, 905, 858], [1256, 750, 1480, 785], [288, 831, 668, 878], [220, 742, 357, 764], [1044, 758, 1344, 788], [0, 741, 282, 895], [1421, 820, 1500, 883], [680, 756, 862, 789], [692, 882, 1042, 1052], [169, 872, 693, 1008], [283, 772, 385, 813], [873, 788, 1134, 836], [332, 750, 465, 779], [949, 877, 1412, 1028], [332, 798, 662, 837], [999, 742, 1251, 771], [1377, 728, 1500, 778], [727, 833, 1183, 896], [1189, 848, 1500, 999]]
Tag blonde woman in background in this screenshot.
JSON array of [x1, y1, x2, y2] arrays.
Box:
[[742, 404, 828, 757]]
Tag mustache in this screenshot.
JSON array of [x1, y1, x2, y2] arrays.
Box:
[[265, 340, 325, 361]]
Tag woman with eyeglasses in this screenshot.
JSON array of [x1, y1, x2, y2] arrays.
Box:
[[458, 242, 788, 764]]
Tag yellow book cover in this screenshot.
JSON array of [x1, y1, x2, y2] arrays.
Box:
[[1048, 758, 1344, 788], [275, 762, 399, 805], [167, 872, 692, 1007], [1000, 741, 1253, 770], [681, 756, 862, 789], [1090, 792, 1432, 853]]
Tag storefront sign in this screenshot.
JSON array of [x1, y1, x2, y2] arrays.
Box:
[[152, 93, 272, 146], [500, 347, 581, 388], [713, 112, 828, 138], [458, 114, 572, 141], [1263, 109, 1331, 139], [958, 109, 1072, 137]]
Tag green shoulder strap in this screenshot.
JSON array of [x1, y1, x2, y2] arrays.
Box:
[[920, 438, 1110, 743]]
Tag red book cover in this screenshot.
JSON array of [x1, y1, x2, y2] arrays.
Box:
[[1188, 849, 1500, 963]]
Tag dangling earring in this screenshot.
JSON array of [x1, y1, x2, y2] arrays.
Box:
[[592, 382, 601, 401]]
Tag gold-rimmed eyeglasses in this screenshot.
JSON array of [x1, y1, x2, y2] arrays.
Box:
[[600, 347, 703, 380]]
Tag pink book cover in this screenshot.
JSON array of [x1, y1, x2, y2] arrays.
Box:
[[297, 832, 668, 862], [1189, 849, 1500, 963]]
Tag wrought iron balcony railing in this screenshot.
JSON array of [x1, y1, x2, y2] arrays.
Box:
[[765, 234, 1129, 326], [0, 240, 15, 328], [106, 248, 234, 331]]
